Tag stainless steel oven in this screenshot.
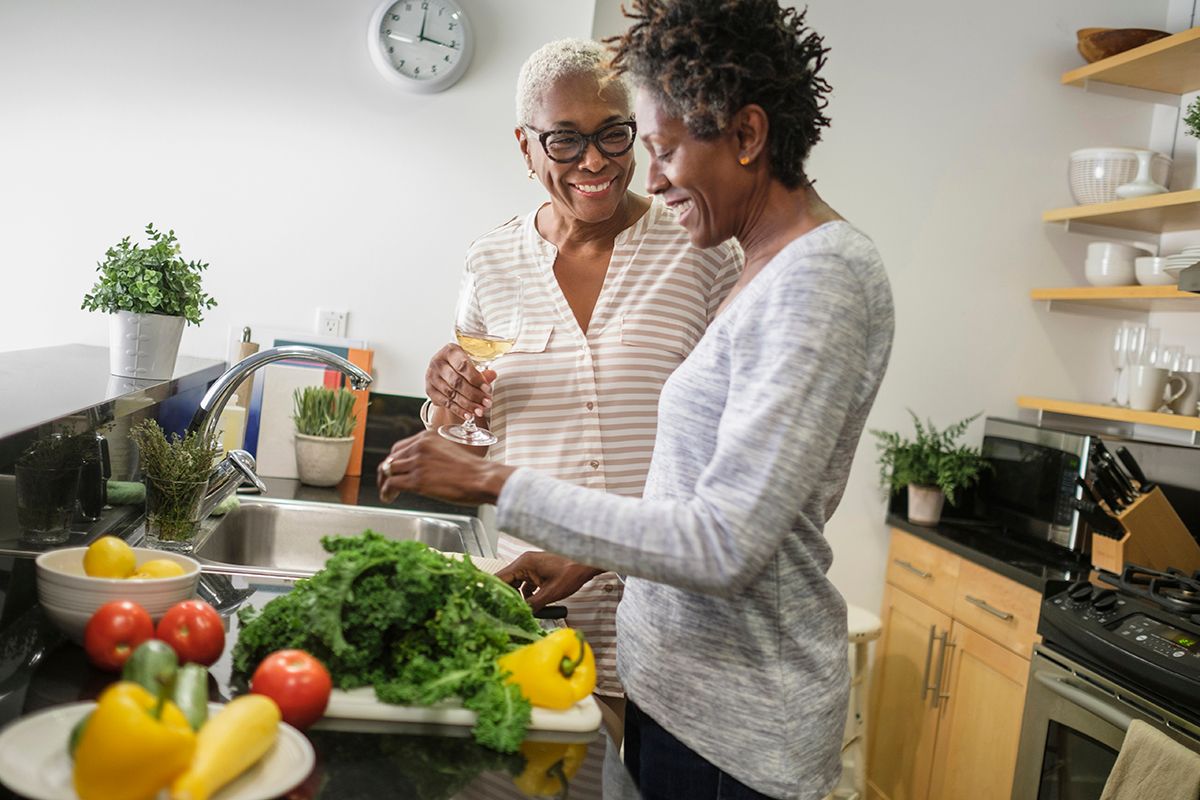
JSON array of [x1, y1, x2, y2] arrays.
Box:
[[1013, 646, 1200, 799]]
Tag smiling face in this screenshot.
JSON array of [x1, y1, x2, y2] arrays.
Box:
[[518, 73, 636, 225], [635, 88, 748, 249]]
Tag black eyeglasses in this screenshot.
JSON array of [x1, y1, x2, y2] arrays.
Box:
[[525, 120, 638, 163]]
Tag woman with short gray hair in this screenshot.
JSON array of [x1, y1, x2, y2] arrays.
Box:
[[421, 37, 742, 736]]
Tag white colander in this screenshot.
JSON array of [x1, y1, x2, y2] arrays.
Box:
[[1068, 147, 1172, 205]]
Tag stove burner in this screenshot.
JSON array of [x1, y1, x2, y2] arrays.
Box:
[[1097, 564, 1200, 617]]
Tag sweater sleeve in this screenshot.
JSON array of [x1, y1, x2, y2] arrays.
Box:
[[496, 251, 870, 597]]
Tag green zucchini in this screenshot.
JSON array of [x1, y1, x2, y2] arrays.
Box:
[[172, 663, 210, 731], [121, 640, 178, 695], [68, 710, 93, 759]]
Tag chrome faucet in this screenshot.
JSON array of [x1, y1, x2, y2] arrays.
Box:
[[186, 346, 374, 520]]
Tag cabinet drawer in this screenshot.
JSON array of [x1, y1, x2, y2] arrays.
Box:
[[952, 559, 1041, 658], [886, 528, 961, 615]]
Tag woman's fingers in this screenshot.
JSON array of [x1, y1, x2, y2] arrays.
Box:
[[425, 345, 492, 418]]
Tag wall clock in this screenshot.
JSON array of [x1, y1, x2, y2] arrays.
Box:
[[368, 0, 474, 93]]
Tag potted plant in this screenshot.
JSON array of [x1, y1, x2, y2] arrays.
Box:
[[13, 432, 89, 545], [871, 411, 990, 526], [292, 386, 358, 487], [130, 419, 220, 552], [1186, 97, 1200, 190], [81, 223, 217, 380]]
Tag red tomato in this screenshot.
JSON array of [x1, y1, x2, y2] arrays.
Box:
[[156, 600, 226, 666], [83, 600, 154, 671], [251, 649, 332, 730]]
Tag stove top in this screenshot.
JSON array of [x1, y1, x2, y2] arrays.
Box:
[[1040, 564, 1200, 723]]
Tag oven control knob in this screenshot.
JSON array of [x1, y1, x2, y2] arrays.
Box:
[[1091, 590, 1119, 612], [1066, 581, 1094, 603]]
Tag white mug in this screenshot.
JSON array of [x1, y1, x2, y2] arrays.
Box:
[[1127, 364, 1187, 412]]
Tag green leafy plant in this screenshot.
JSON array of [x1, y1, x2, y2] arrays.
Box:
[[293, 386, 358, 438], [130, 419, 220, 543], [1186, 97, 1200, 139], [870, 411, 990, 505], [81, 224, 217, 325], [14, 432, 93, 532]]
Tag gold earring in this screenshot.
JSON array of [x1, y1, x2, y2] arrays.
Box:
[[738, 155, 751, 166], [527, 168, 536, 180]]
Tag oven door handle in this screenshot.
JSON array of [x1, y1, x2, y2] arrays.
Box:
[[1034, 673, 1134, 732]]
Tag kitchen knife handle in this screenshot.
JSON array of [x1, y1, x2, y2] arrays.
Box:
[[1076, 477, 1104, 507], [1098, 454, 1136, 501], [1115, 446, 1152, 491]]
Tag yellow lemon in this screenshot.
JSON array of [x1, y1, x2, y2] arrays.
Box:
[[130, 558, 186, 579], [82, 536, 137, 578]]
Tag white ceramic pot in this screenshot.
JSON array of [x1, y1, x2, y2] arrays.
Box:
[[108, 311, 185, 380], [907, 484, 945, 526], [1135, 257, 1173, 285], [294, 433, 354, 487]]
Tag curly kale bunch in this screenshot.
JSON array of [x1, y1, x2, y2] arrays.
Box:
[[232, 532, 544, 752]]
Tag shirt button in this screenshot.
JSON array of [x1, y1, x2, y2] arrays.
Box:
[[586, 402, 594, 411], [603, 583, 614, 593], [589, 460, 600, 469]]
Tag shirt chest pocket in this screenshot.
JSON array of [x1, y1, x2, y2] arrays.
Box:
[[510, 322, 553, 354], [620, 312, 700, 358]]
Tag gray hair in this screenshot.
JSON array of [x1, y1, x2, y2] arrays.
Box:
[[515, 38, 632, 126]]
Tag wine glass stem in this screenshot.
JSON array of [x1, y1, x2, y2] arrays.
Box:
[[461, 416, 479, 434]]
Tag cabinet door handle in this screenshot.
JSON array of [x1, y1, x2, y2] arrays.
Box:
[[894, 559, 932, 579], [920, 624, 937, 702], [933, 634, 956, 709], [965, 594, 1014, 621]]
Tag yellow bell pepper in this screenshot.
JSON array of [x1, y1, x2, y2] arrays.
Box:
[[498, 628, 596, 710], [512, 740, 588, 797], [73, 681, 196, 800]]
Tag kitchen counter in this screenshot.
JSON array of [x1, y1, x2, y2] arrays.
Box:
[[887, 513, 1091, 591], [0, 582, 620, 800]]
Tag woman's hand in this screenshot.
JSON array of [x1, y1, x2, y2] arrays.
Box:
[[378, 431, 515, 505], [425, 344, 497, 421], [495, 552, 603, 611]]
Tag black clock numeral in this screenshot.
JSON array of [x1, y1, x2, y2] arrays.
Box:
[[398, 59, 405, 67], [443, 54, 450, 62], [388, 45, 394, 53], [414, 66, 421, 74], [431, 65, 438, 73], [437, 7, 444, 14], [450, 40, 457, 48], [448, 22, 456, 30]]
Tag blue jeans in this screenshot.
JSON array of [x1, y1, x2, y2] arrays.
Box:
[[623, 700, 777, 800]]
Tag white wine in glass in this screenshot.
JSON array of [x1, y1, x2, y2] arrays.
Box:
[[439, 272, 523, 447]]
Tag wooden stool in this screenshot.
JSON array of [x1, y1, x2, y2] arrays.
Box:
[[834, 604, 882, 800]]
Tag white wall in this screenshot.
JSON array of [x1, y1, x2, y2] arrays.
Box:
[[0, 0, 595, 395]]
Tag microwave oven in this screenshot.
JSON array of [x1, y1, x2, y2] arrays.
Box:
[[978, 417, 1092, 552]]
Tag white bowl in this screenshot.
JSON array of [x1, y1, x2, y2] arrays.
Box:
[[36, 547, 200, 643], [1135, 257, 1175, 285], [1085, 257, 1137, 286], [1088, 241, 1151, 261]]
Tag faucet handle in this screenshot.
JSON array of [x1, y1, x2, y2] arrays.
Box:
[[226, 449, 267, 494]]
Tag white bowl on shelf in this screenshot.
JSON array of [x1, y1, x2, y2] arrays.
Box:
[[1085, 257, 1137, 286], [1088, 241, 1151, 261], [35, 547, 200, 643], [1135, 257, 1174, 285], [1069, 148, 1172, 205]]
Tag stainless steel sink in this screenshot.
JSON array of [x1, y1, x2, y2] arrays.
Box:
[[190, 496, 492, 578]]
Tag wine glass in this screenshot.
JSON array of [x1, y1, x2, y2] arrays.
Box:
[[438, 271, 523, 447], [1110, 323, 1130, 406]]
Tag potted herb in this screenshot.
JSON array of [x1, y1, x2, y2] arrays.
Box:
[[292, 386, 358, 487], [1187, 97, 1200, 190], [871, 411, 990, 526], [130, 419, 220, 552], [81, 224, 217, 380]]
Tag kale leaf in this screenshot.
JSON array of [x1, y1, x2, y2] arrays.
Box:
[[232, 531, 542, 751]]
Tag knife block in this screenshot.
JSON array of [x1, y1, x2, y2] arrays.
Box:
[[1091, 487, 1200, 574]]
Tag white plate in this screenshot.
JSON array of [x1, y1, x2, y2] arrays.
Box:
[[0, 702, 314, 800]]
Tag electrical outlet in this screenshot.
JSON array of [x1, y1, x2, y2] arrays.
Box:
[[316, 308, 348, 338]]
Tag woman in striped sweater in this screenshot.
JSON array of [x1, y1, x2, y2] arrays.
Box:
[[421, 38, 742, 739]]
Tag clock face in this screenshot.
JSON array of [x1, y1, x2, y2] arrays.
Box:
[[370, 0, 473, 92]]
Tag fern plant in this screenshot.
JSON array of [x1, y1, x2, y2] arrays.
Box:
[[870, 411, 990, 505], [293, 386, 358, 438], [81, 224, 217, 325]]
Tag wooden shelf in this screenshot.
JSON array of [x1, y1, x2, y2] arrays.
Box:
[[1042, 190, 1200, 234], [1031, 286, 1200, 312], [1062, 27, 1200, 95], [1017, 396, 1200, 433]]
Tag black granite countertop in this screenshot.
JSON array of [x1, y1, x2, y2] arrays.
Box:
[[886, 513, 1092, 591], [0, 585, 621, 800]]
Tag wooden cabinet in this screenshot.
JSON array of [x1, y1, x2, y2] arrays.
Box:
[[867, 529, 1040, 800]]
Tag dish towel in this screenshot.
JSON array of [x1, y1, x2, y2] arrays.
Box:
[[1099, 719, 1200, 800]]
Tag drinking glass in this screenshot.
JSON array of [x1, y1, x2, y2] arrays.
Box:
[[144, 477, 208, 552], [15, 462, 82, 545], [1109, 323, 1131, 406], [439, 272, 523, 447]]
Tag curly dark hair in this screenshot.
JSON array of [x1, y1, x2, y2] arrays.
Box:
[[609, 0, 831, 189]]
